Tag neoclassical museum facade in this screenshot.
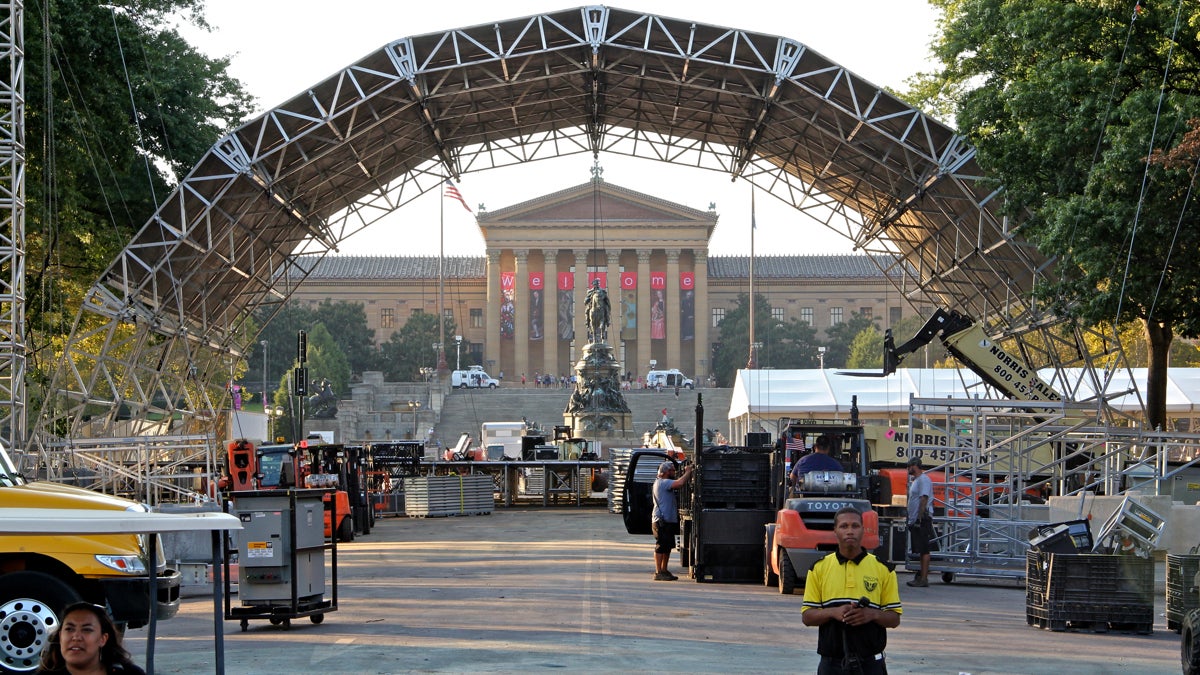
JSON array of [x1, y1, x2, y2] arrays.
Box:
[[289, 179, 913, 381]]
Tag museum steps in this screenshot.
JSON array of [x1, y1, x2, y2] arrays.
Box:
[[434, 385, 734, 448]]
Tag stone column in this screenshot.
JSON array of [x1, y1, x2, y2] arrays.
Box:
[[636, 249, 651, 378], [694, 249, 710, 382], [544, 249, 559, 379], [666, 248, 682, 370], [485, 248, 502, 374], [513, 249, 529, 382], [606, 248, 621, 341]]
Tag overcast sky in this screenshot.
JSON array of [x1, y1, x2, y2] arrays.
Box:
[[180, 1, 942, 257]]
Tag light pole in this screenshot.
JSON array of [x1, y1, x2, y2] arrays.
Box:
[[407, 400, 422, 439], [264, 405, 283, 443], [432, 342, 442, 371], [818, 346, 826, 370], [260, 340, 269, 407], [455, 335, 462, 371]]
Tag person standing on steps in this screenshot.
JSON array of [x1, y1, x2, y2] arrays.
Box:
[[651, 460, 694, 581], [905, 456, 934, 588]]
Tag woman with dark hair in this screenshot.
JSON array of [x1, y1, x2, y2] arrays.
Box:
[[38, 601, 145, 675]]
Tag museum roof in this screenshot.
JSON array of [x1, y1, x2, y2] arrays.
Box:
[[294, 254, 896, 281], [707, 255, 901, 278]]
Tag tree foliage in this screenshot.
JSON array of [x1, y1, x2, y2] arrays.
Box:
[[24, 1, 253, 390], [379, 312, 456, 382], [303, 323, 350, 397], [710, 294, 824, 386], [823, 313, 879, 370], [846, 326, 884, 370], [253, 301, 380, 401], [917, 0, 1200, 429]]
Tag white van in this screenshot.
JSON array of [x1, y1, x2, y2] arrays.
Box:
[[451, 369, 500, 388], [646, 369, 694, 389]]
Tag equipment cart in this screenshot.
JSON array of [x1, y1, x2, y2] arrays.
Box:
[[224, 488, 338, 630]]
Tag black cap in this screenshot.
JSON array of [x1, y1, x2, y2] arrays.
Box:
[[906, 456, 922, 467]]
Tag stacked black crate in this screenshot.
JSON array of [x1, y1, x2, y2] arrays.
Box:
[[1167, 554, 1200, 632], [1025, 550, 1155, 633], [685, 445, 777, 583]]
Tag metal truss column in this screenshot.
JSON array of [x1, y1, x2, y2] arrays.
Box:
[[0, 0, 25, 451]]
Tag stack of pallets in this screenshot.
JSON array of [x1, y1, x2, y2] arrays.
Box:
[[403, 475, 494, 517]]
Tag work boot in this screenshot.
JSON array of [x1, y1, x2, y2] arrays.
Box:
[[653, 572, 676, 581], [906, 576, 928, 587]]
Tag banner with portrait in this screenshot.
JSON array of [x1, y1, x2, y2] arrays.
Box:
[[680, 272, 695, 341], [529, 273, 545, 341], [620, 272, 637, 340], [557, 272, 574, 340], [500, 272, 515, 339], [650, 272, 666, 340]]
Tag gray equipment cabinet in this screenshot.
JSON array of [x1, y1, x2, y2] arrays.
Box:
[[224, 489, 338, 630]]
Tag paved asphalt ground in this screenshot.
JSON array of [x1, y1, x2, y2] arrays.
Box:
[[124, 508, 1182, 674]]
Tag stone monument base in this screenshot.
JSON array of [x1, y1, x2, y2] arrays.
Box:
[[563, 411, 634, 439], [563, 341, 632, 439]]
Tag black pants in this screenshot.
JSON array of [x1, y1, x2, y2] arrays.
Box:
[[817, 654, 888, 675]]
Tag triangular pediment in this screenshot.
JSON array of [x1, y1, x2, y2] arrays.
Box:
[[478, 180, 717, 225]]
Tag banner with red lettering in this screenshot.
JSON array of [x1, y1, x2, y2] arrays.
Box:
[[620, 272, 637, 340], [558, 289, 574, 340], [651, 273, 666, 340], [680, 272, 695, 341], [500, 272, 515, 339], [587, 271, 607, 289], [529, 273, 544, 341], [557, 273, 574, 340]]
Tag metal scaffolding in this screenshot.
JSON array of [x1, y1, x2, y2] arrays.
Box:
[[905, 395, 1200, 581]]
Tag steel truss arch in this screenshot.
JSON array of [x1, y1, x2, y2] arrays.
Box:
[[30, 5, 1132, 455]]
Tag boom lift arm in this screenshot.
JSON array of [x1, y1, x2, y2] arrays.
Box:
[[846, 308, 1061, 403]]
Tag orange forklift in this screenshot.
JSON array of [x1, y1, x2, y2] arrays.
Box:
[[226, 439, 361, 542]]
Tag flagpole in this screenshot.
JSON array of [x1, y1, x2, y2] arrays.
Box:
[[747, 188, 757, 369], [437, 179, 448, 372]]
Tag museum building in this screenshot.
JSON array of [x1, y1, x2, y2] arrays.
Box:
[[288, 179, 912, 381]]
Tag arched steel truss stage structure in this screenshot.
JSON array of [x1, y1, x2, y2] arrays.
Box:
[[32, 5, 1136, 458]]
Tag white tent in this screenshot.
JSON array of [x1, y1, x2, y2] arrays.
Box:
[[727, 367, 1200, 441]]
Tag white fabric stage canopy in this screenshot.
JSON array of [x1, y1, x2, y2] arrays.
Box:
[[728, 367, 1200, 421]]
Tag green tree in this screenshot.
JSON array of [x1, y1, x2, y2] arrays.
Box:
[[25, 1, 252, 385], [313, 299, 378, 374], [919, 0, 1200, 429], [379, 312, 456, 381], [252, 301, 380, 399], [762, 318, 824, 371], [710, 294, 824, 386], [304, 323, 350, 397], [254, 304, 317, 402], [846, 326, 884, 370], [823, 313, 879, 370]]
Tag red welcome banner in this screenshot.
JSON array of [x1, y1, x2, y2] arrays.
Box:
[[558, 272, 574, 290], [588, 272, 608, 288], [620, 272, 637, 289], [650, 272, 666, 289], [529, 272, 544, 290], [680, 272, 695, 289], [500, 272, 515, 289]]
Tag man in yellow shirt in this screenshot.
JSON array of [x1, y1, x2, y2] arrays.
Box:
[[801, 506, 902, 674]]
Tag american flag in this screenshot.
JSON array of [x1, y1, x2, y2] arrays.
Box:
[[444, 179, 471, 212], [785, 434, 805, 456]]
